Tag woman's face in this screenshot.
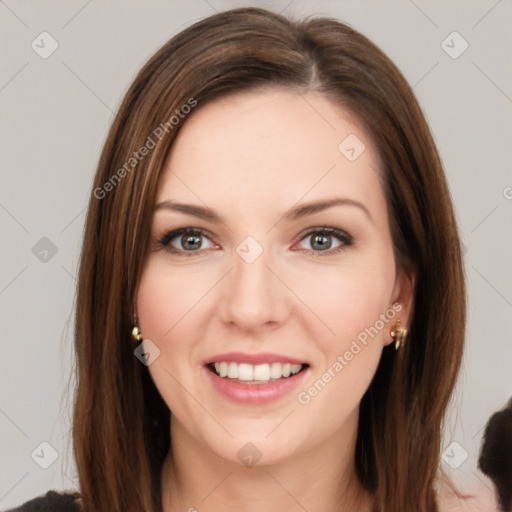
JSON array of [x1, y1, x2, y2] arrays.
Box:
[[137, 87, 414, 467]]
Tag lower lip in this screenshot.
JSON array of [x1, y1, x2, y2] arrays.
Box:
[[204, 366, 308, 405]]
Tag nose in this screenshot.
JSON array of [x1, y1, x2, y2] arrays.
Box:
[[219, 241, 290, 333]]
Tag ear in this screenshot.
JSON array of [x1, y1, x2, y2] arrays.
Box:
[[384, 265, 416, 347]]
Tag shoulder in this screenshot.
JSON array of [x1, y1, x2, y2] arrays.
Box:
[[436, 473, 500, 512], [2, 490, 82, 512]]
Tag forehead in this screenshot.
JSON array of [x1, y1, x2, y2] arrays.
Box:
[[157, 87, 385, 222]]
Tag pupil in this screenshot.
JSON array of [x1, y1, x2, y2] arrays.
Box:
[[183, 234, 201, 250], [312, 234, 331, 251]]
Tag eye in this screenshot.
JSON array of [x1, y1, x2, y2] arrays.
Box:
[[295, 226, 353, 256], [158, 227, 216, 257], [157, 226, 353, 258]]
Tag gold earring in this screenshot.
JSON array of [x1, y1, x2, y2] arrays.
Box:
[[391, 319, 408, 351], [132, 313, 142, 343]]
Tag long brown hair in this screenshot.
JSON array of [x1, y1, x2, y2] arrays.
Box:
[[72, 7, 466, 512]]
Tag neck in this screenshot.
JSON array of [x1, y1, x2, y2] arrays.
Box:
[[160, 412, 374, 512]]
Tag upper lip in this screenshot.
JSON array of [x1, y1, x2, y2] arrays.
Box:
[[204, 352, 308, 366]]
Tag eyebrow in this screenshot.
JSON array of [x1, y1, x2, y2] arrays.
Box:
[[154, 197, 373, 224]]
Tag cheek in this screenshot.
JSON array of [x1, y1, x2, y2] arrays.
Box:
[[135, 261, 206, 416], [135, 259, 205, 403], [136, 259, 206, 344], [295, 253, 396, 350], [291, 246, 397, 407], [295, 268, 395, 424]]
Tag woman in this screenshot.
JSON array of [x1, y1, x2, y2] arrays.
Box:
[[4, 6, 498, 512]]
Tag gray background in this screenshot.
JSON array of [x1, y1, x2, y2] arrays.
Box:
[[1, 0, 511, 507]]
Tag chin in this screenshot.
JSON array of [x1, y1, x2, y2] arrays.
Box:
[[207, 432, 302, 469]]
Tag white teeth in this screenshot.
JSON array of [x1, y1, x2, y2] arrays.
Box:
[[219, 362, 228, 377], [238, 363, 253, 381], [227, 362, 238, 379], [253, 364, 270, 381], [291, 364, 302, 374], [211, 361, 304, 381], [270, 362, 282, 379]]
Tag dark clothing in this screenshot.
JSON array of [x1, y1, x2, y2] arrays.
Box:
[[3, 491, 81, 512]]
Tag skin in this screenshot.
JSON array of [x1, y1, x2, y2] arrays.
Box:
[[136, 87, 416, 512], [437, 472, 500, 511]]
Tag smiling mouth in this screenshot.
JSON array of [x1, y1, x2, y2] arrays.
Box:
[[207, 361, 309, 384]]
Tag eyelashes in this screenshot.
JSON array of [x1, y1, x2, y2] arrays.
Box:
[[157, 226, 354, 258], [158, 227, 215, 257]]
